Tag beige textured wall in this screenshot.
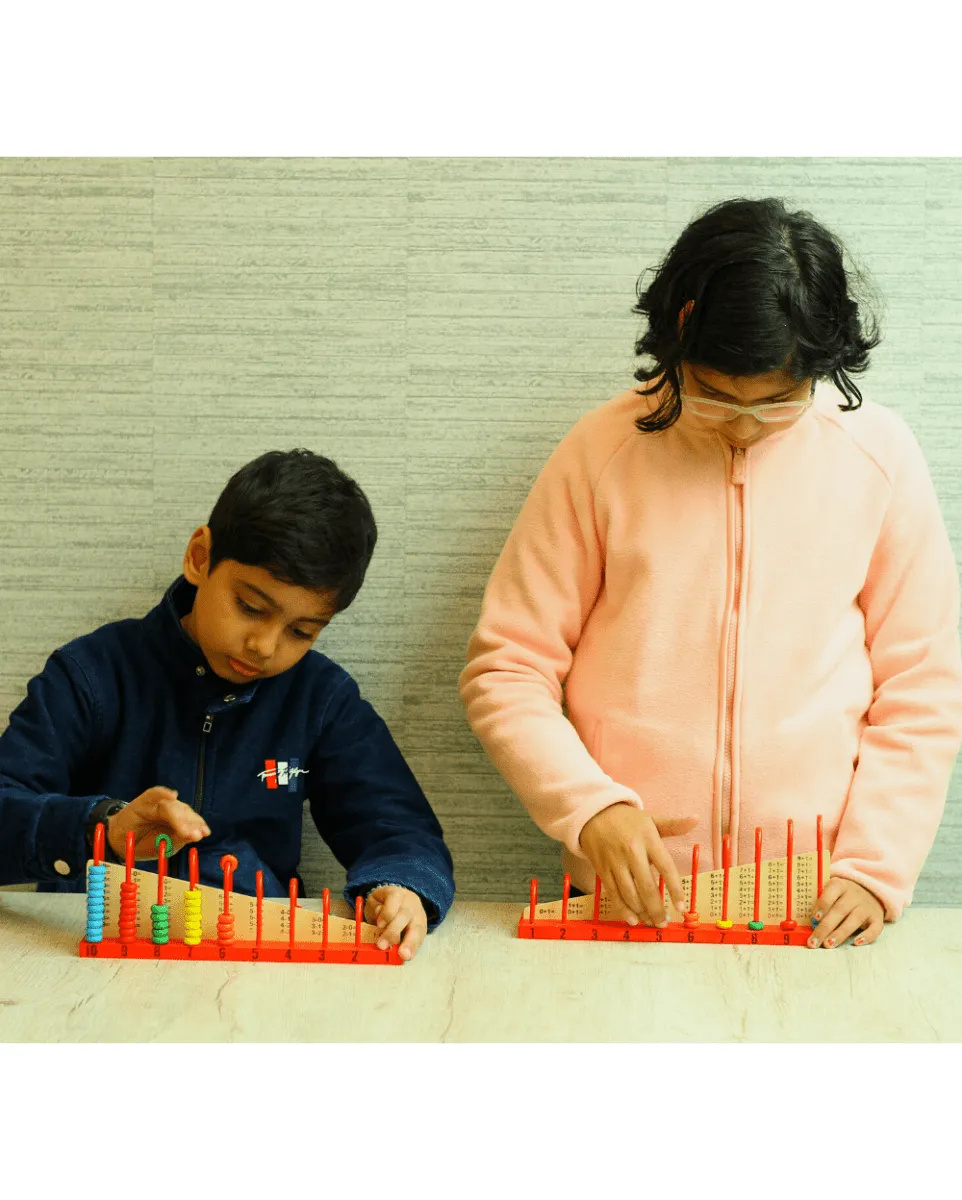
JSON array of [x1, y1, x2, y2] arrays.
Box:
[[1, 158, 960, 903]]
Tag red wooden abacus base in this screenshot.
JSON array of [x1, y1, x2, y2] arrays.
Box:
[[518, 919, 811, 947], [78, 937, 401, 964], [79, 828, 403, 966], [519, 817, 824, 950]]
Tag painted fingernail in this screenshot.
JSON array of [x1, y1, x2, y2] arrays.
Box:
[[854, 936, 865, 946], [825, 937, 836, 948], [814, 911, 822, 921], [808, 937, 818, 948]]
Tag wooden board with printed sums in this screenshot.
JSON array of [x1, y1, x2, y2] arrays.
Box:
[[92, 859, 381, 942], [521, 850, 820, 935], [79, 860, 403, 962]]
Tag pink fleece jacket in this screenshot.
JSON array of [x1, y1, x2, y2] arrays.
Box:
[[460, 383, 962, 919]]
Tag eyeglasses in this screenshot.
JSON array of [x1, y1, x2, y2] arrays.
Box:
[[679, 377, 816, 424]]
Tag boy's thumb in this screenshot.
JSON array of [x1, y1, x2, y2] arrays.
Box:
[[650, 815, 699, 839]]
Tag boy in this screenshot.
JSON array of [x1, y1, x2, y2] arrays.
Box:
[[0, 449, 454, 960]]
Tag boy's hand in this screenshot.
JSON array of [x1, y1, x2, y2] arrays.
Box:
[[107, 786, 210, 861], [808, 878, 885, 949], [579, 803, 699, 927], [363, 885, 428, 962]]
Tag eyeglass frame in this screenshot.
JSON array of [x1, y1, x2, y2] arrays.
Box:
[[678, 370, 816, 424]]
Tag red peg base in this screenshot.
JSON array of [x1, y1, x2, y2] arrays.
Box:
[[78, 937, 402, 964], [518, 918, 812, 947]]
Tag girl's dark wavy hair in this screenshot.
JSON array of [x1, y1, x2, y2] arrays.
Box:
[[632, 197, 882, 432]]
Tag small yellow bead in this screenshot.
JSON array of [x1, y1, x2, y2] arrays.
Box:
[[715, 919, 734, 929]]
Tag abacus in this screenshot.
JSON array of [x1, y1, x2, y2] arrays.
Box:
[[79, 824, 402, 965], [520, 816, 825, 948]]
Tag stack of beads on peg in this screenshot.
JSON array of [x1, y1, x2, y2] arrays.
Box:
[[79, 824, 402, 965], [519, 816, 825, 948]]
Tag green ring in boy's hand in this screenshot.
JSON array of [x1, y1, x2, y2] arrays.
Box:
[[155, 833, 173, 855]]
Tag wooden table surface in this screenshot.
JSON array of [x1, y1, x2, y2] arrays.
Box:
[[1, 894, 959, 1042]]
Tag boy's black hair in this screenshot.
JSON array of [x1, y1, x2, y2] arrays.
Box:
[[207, 449, 377, 612], [631, 197, 882, 433]]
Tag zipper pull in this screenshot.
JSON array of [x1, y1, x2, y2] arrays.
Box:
[[731, 446, 746, 485], [202, 714, 213, 734]]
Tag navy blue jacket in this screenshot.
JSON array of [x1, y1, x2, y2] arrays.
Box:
[[0, 578, 455, 927]]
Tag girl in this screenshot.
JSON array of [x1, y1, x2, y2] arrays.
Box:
[[459, 197, 962, 950]]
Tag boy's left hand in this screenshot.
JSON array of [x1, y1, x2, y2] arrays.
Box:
[[808, 878, 885, 949], [364, 886, 428, 962]]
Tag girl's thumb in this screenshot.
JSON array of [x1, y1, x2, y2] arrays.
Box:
[[651, 815, 699, 838]]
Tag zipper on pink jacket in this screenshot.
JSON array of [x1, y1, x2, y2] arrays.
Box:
[[720, 446, 746, 857]]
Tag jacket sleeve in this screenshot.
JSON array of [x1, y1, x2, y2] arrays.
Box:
[[0, 650, 113, 886], [306, 674, 455, 929], [833, 423, 962, 920], [458, 423, 643, 859]]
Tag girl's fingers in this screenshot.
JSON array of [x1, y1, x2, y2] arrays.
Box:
[[648, 842, 687, 915], [611, 864, 643, 925], [624, 848, 664, 926], [806, 892, 849, 945], [820, 909, 867, 949], [810, 878, 845, 924], [634, 871, 666, 927], [852, 918, 884, 947], [810, 897, 859, 948]]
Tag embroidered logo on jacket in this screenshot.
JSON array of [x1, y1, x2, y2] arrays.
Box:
[[258, 758, 308, 793]]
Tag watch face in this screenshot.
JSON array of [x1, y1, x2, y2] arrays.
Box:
[[87, 800, 123, 839]]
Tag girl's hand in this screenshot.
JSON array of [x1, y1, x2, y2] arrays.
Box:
[[579, 803, 698, 926], [808, 878, 885, 949], [107, 786, 210, 861], [364, 885, 428, 961]]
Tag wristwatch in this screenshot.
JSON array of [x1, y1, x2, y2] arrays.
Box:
[[85, 798, 129, 863]]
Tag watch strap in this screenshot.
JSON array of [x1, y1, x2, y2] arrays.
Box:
[[85, 798, 129, 863]]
